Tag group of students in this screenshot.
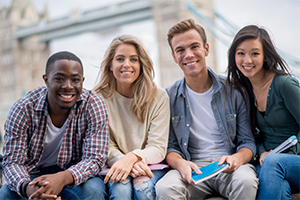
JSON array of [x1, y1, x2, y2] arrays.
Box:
[[0, 18, 299, 200]]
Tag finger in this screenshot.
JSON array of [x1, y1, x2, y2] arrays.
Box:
[[110, 170, 122, 183], [130, 172, 137, 178], [259, 158, 263, 166], [218, 156, 227, 165], [104, 168, 114, 184], [120, 171, 130, 182], [35, 180, 50, 187], [133, 164, 144, 174], [191, 165, 201, 174], [131, 168, 139, 177], [144, 168, 153, 178], [28, 177, 45, 186], [39, 193, 58, 200], [29, 186, 47, 200]]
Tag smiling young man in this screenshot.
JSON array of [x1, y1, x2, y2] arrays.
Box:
[[0, 51, 109, 200], [155, 19, 258, 199]]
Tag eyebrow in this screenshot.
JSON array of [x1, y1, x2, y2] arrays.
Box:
[[236, 47, 262, 51], [115, 54, 138, 58], [174, 42, 201, 52], [53, 72, 81, 77]]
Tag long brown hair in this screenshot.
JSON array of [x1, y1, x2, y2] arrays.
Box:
[[227, 25, 290, 132], [94, 35, 157, 123]]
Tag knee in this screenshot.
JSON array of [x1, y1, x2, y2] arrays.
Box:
[[262, 154, 282, 169], [134, 176, 154, 200], [109, 178, 132, 199], [232, 165, 258, 190], [155, 178, 168, 197], [82, 177, 107, 199]]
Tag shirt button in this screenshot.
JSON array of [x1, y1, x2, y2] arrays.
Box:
[[187, 124, 190, 127], [184, 143, 187, 146], [172, 117, 174, 120]]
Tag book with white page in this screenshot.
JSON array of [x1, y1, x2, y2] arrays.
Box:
[[191, 161, 229, 184], [262, 135, 298, 161], [98, 164, 169, 175]]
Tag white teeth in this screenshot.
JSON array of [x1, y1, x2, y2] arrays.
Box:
[[61, 94, 72, 99], [186, 62, 196, 66], [244, 66, 253, 70], [122, 72, 132, 74]]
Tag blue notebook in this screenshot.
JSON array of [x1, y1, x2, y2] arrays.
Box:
[[191, 161, 229, 184]]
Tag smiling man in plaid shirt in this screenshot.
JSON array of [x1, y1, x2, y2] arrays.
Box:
[[0, 51, 109, 199]]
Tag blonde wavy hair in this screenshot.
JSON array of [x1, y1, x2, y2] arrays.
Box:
[[94, 35, 157, 123]]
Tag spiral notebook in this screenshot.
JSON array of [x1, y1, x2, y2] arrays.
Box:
[[262, 135, 298, 161]]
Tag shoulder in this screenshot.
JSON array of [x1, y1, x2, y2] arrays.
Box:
[[273, 74, 300, 91], [12, 86, 47, 109], [166, 78, 184, 97], [156, 87, 169, 99], [80, 88, 107, 110]]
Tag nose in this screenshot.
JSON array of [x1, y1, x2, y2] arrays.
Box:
[[244, 54, 252, 63], [123, 59, 130, 67], [184, 48, 194, 59], [63, 79, 73, 89]]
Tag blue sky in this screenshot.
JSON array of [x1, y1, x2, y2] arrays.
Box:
[[1, 0, 299, 89]]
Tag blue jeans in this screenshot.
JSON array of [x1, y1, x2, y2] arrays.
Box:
[[0, 165, 107, 200], [107, 169, 168, 200], [256, 153, 300, 200]]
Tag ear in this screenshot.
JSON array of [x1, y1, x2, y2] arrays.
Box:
[[82, 77, 85, 82], [172, 52, 178, 64], [205, 43, 209, 57], [43, 74, 48, 87]]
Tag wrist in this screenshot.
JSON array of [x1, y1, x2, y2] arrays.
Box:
[[127, 152, 141, 163], [20, 181, 30, 198]]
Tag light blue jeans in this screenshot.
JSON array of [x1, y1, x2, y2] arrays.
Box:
[[0, 165, 107, 200], [107, 169, 168, 200], [256, 153, 300, 200]]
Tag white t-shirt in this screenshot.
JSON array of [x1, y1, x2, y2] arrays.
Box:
[[36, 116, 67, 168], [186, 84, 228, 160]]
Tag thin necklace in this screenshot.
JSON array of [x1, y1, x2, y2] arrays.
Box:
[[254, 77, 265, 107], [254, 74, 273, 107]]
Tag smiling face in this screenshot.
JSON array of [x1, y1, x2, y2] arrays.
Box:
[[110, 44, 140, 97], [43, 59, 84, 114], [235, 38, 265, 80], [171, 29, 209, 79]]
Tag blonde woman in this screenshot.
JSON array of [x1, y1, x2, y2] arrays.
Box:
[[94, 35, 170, 200]]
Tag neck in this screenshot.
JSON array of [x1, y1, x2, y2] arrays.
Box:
[[185, 70, 213, 93], [249, 70, 267, 90], [49, 109, 69, 128], [116, 84, 134, 98]]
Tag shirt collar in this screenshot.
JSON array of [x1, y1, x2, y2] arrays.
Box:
[[177, 67, 222, 98]]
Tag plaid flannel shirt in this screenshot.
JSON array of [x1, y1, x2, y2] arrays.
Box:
[[2, 86, 109, 196]]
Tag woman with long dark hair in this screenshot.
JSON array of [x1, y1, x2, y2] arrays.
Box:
[[227, 25, 300, 199]]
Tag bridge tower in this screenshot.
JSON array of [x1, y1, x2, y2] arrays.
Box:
[[153, 0, 216, 88], [0, 0, 50, 135]]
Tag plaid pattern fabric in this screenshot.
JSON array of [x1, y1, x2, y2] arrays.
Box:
[[2, 86, 109, 196]]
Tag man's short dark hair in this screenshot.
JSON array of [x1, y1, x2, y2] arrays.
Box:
[[45, 51, 83, 76], [167, 18, 207, 52]]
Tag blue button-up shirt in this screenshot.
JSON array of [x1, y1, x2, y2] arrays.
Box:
[[166, 67, 256, 161]]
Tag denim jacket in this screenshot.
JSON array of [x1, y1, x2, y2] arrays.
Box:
[[166, 67, 256, 161]]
